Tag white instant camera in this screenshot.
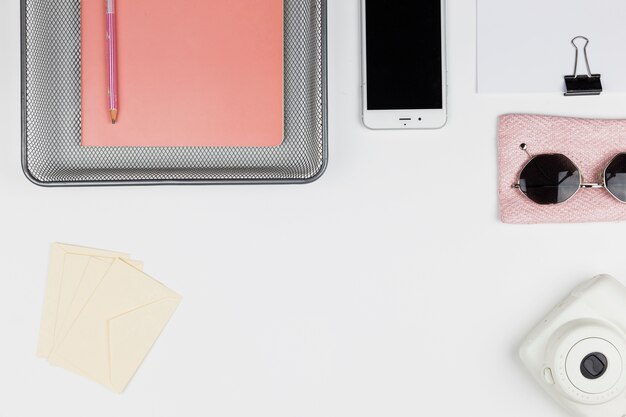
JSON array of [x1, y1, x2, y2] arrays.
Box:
[[520, 275, 626, 417]]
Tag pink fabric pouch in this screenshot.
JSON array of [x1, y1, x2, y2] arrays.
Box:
[[498, 114, 626, 224]]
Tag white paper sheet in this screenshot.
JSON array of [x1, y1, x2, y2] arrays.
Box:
[[477, 0, 626, 94]]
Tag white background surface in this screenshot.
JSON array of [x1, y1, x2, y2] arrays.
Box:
[[477, 0, 626, 94], [3, 1, 626, 417]]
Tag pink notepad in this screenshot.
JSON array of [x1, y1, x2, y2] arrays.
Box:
[[81, 0, 284, 147]]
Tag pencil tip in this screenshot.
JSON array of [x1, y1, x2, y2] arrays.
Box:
[[110, 109, 118, 125]]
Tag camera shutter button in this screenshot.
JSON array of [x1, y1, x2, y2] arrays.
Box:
[[543, 368, 556, 385]]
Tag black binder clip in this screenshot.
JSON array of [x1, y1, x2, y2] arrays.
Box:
[[564, 36, 603, 96]]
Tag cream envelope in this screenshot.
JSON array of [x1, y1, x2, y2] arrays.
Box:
[[50, 259, 181, 393], [52, 256, 144, 353], [37, 243, 133, 358]]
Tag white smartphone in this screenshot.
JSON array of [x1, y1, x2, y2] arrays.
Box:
[[361, 0, 447, 130]]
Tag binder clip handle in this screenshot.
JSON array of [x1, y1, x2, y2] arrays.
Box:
[[571, 36, 592, 78], [564, 36, 603, 96]]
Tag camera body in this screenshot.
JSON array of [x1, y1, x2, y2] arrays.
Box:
[[520, 275, 626, 417]]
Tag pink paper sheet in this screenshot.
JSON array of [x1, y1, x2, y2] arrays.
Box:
[[498, 114, 626, 224], [81, 0, 284, 147]]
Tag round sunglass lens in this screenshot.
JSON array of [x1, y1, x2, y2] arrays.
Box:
[[519, 154, 581, 205], [605, 154, 626, 202]]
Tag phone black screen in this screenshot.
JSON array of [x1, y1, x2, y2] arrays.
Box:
[[365, 0, 443, 110]]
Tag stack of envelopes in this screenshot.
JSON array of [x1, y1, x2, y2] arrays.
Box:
[[37, 243, 182, 393]]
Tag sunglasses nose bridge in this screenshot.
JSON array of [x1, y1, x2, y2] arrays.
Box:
[[574, 165, 604, 188], [580, 183, 604, 189], [582, 171, 607, 188]]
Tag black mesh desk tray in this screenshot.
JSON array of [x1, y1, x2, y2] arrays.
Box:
[[21, 0, 327, 185]]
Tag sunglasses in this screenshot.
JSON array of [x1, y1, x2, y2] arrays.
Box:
[[513, 144, 626, 205]]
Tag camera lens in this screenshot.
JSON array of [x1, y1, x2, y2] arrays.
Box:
[[558, 334, 624, 402], [580, 352, 608, 380]]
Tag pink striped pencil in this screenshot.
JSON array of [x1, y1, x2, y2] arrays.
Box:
[[106, 0, 118, 124]]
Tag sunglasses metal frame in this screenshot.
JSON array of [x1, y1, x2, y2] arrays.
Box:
[[511, 144, 626, 205]]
